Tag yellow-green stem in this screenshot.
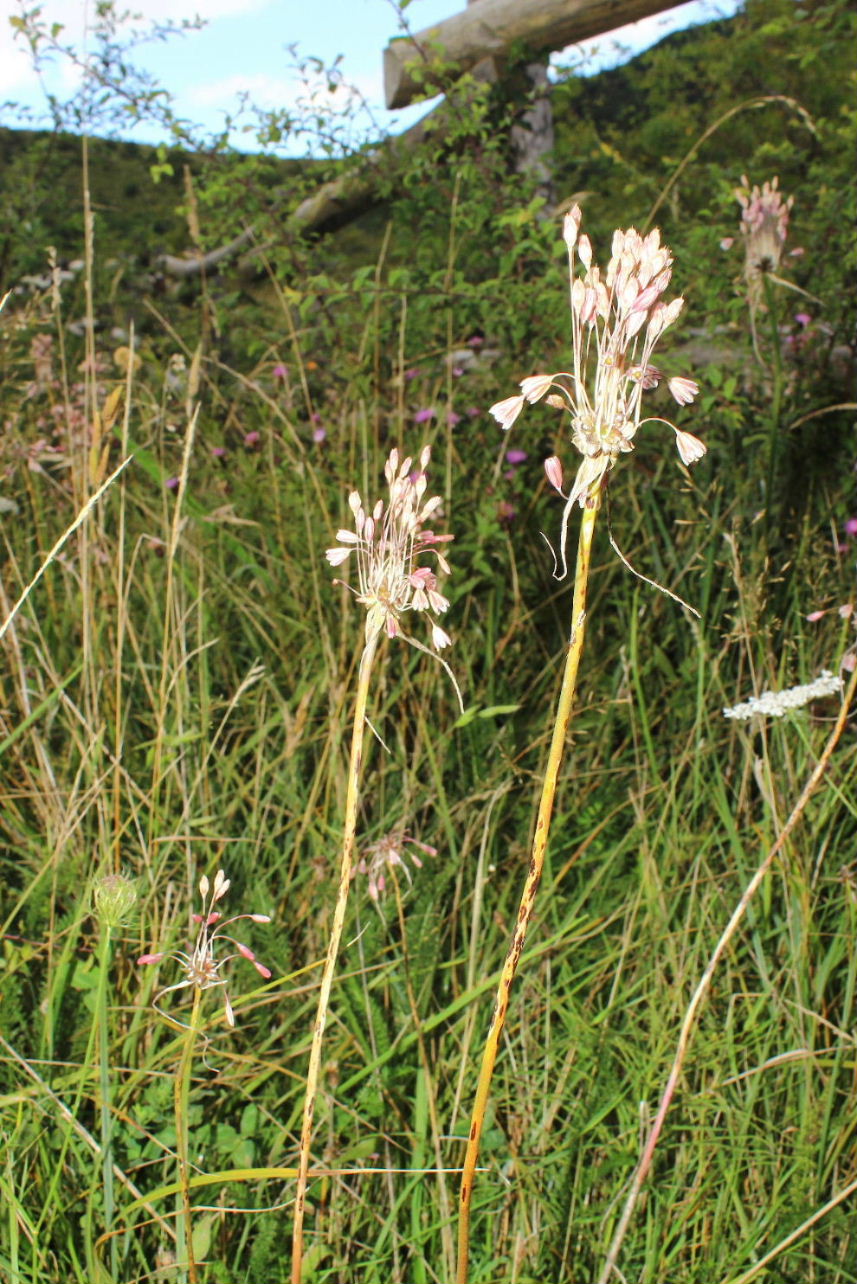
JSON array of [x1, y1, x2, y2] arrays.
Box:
[[96, 926, 116, 1280], [175, 988, 202, 1284], [291, 630, 380, 1284], [456, 495, 600, 1284]]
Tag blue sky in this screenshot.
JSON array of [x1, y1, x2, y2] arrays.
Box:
[[2, 0, 741, 151]]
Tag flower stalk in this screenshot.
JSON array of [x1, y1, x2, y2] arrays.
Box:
[[456, 491, 600, 1284], [175, 987, 202, 1284], [137, 871, 270, 1284], [291, 630, 379, 1284], [292, 445, 454, 1283]]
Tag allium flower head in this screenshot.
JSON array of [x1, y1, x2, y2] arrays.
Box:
[[354, 831, 436, 902], [488, 207, 705, 571], [138, 869, 271, 1028], [326, 446, 454, 650], [735, 175, 793, 289]]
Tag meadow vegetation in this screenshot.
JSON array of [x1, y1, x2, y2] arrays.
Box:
[[0, 0, 855, 1280]]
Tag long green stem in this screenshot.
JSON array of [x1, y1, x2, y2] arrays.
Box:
[[96, 925, 116, 1280], [175, 988, 202, 1284], [456, 494, 601, 1284], [291, 630, 380, 1284], [762, 274, 784, 515]]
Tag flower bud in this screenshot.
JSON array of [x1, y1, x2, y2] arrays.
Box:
[[93, 873, 137, 929]]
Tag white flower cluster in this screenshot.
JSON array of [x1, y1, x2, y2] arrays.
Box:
[[723, 670, 843, 721]]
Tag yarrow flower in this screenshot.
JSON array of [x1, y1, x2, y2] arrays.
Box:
[[354, 831, 436, 902], [723, 670, 843, 721], [325, 446, 454, 650], [488, 206, 705, 572], [138, 869, 271, 1028]]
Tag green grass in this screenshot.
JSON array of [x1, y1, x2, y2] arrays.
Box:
[[1, 0, 856, 1279]]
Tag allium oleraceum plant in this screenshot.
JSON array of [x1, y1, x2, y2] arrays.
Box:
[[490, 205, 705, 576], [138, 869, 271, 1028], [458, 209, 704, 1284], [293, 445, 455, 1284]]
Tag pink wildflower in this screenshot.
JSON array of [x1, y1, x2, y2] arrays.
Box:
[[489, 394, 525, 432], [138, 869, 271, 1029], [414, 407, 434, 424], [844, 518, 857, 538], [211, 446, 227, 459], [244, 431, 261, 448], [735, 175, 794, 296], [325, 446, 454, 650], [354, 832, 436, 903], [272, 363, 288, 379], [489, 207, 705, 574]]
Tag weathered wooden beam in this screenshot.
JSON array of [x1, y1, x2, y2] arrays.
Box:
[[384, 0, 688, 109]]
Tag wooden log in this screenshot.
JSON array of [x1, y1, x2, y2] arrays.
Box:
[[384, 0, 686, 109]]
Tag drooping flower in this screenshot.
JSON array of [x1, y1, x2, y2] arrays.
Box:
[[354, 831, 436, 902], [488, 207, 705, 571], [138, 869, 271, 1028], [325, 446, 454, 650]]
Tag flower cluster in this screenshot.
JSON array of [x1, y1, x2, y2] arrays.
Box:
[[489, 207, 705, 559], [723, 670, 843, 721], [326, 446, 454, 649], [93, 872, 138, 929], [354, 831, 436, 902], [138, 869, 271, 1028], [734, 175, 794, 287]]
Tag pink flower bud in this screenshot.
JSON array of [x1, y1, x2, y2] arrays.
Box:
[[544, 456, 564, 492]]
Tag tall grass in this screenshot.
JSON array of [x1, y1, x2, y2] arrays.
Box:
[[1, 34, 856, 1284]]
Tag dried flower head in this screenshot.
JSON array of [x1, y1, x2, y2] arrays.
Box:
[[723, 670, 843, 721], [489, 207, 705, 570], [735, 175, 794, 293], [326, 446, 454, 650], [354, 832, 436, 902], [138, 869, 271, 1028]]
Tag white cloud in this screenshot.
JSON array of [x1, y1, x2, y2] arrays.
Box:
[[188, 71, 294, 110]]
